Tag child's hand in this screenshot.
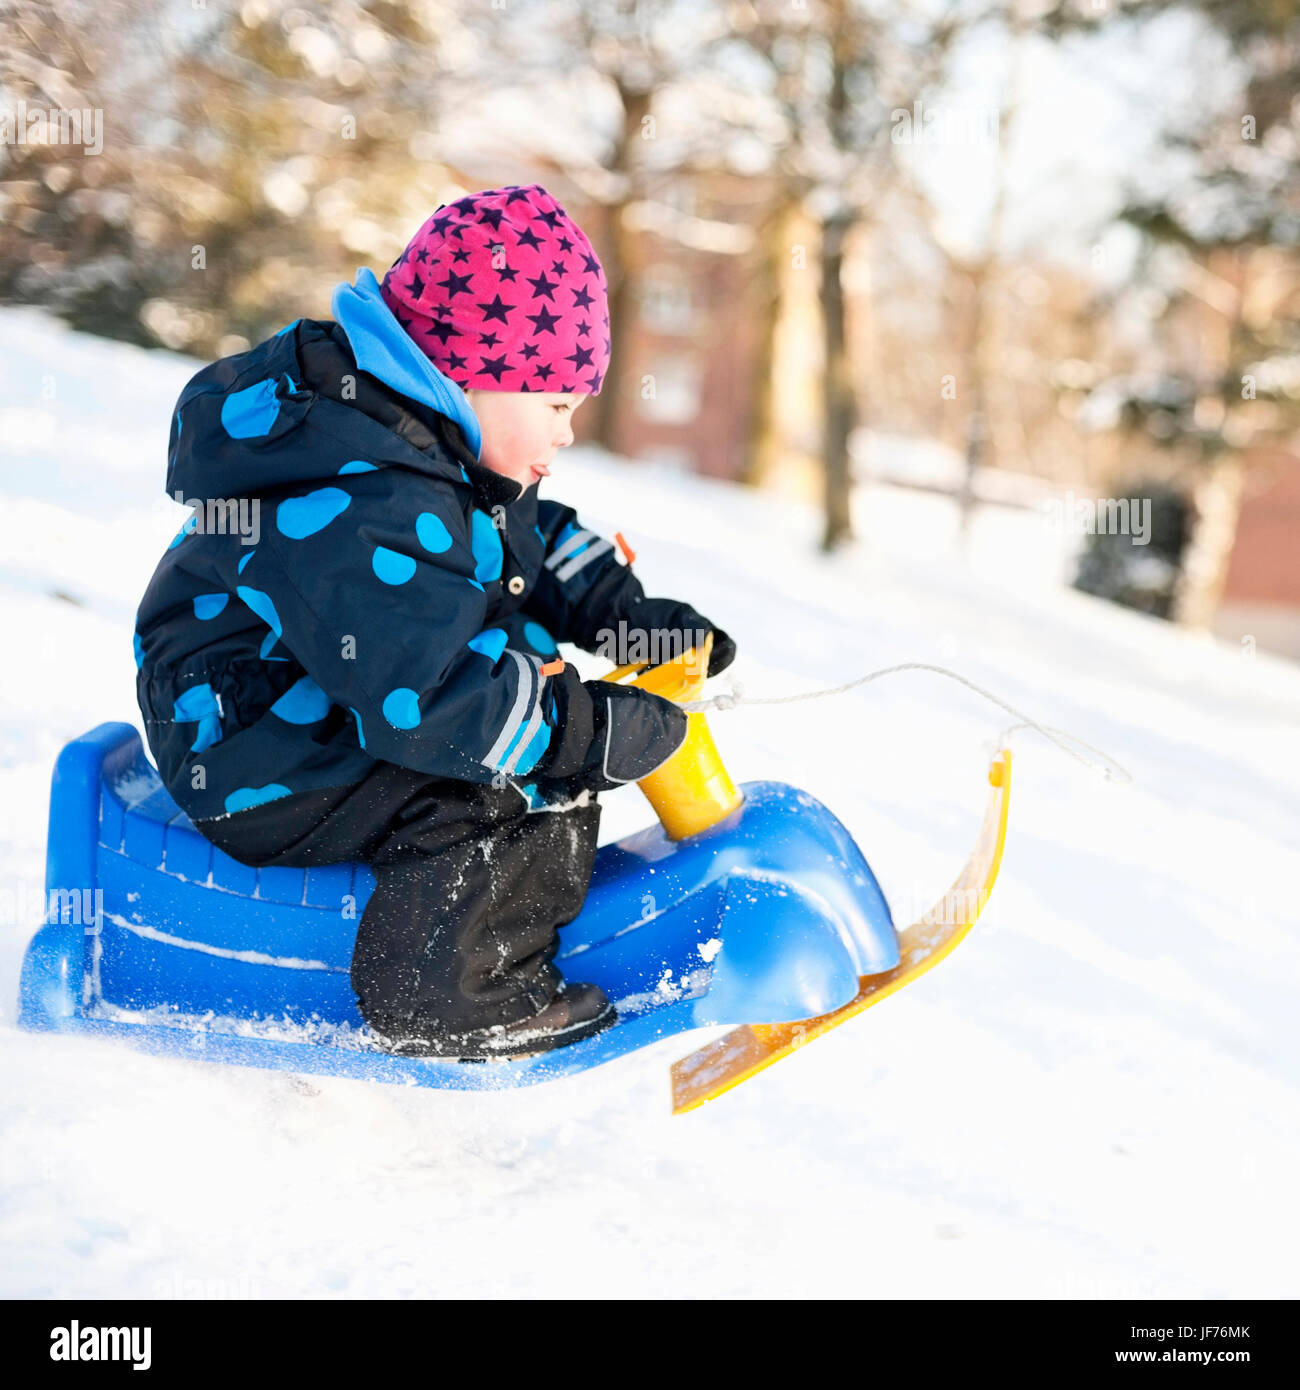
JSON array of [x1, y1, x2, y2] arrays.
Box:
[[704, 624, 736, 677], [619, 597, 736, 678], [536, 665, 688, 794]]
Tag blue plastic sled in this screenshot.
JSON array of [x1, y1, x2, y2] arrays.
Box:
[[18, 723, 899, 1090]]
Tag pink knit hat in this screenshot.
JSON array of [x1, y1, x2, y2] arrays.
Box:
[[380, 184, 610, 395]]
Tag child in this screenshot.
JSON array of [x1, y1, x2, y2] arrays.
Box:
[[133, 184, 735, 1058]]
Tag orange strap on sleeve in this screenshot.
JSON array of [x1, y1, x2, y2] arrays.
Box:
[[615, 531, 636, 564]]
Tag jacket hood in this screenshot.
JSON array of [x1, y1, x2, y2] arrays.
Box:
[[165, 268, 485, 506], [331, 266, 483, 458]]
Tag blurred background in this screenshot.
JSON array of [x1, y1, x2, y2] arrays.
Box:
[[2, 0, 1299, 655]]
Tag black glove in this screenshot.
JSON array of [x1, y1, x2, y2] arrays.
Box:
[[535, 662, 688, 796], [614, 597, 736, 678], [704, 625, 736, 677]]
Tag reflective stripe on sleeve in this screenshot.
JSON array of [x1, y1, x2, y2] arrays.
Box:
[[482, 650, 547, 775], [554, 537, 613, 583]]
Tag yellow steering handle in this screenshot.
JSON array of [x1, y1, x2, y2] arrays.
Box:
[[596, 632, 743, 840]]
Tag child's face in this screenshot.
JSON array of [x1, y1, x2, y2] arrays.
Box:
[[466, 390, 586, 491]]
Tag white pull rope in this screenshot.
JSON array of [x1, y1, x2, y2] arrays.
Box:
[[681, 662, 1133, 784]]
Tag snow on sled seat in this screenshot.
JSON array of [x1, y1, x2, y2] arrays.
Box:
[[18, 723, 900, 1091]]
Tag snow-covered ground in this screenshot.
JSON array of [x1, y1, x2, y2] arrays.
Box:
[[2, 306, 1298, 1299]]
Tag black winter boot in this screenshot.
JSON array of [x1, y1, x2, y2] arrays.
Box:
[[375, 981, 617, 1060]]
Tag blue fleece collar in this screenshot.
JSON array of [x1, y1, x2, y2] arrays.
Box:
[[331, 267, 482, 458]]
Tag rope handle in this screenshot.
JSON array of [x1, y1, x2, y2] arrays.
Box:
[[679, 661, 1132, 784]]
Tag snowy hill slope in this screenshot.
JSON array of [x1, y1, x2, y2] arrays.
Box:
[[2, 307, 1298, 1299]]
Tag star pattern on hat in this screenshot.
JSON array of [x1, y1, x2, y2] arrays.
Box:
[[380, 184, 610, 394]]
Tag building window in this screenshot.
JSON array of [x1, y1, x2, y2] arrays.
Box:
[[637, 352, 701, 425], [639, 267, 695, 335], [661, 181, 697, 219]]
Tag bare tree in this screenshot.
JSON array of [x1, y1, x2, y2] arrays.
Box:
[[719, 0, 973, 549]]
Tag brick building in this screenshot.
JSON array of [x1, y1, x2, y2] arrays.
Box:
[[1215, 448, 1300, 659], [572, 176, 770, 482]]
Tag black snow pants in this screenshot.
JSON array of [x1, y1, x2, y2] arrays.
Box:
[[197, 762, 602, 1040]]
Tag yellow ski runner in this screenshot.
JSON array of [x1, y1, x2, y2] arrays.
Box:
[[670, 749, 1012, 1114]]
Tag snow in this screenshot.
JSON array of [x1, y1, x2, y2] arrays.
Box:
[[2, 305, 1299, 1299], [100, 914, 339, 973]]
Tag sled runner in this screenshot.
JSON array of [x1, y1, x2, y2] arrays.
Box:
[[17, 646, 1010, 1110], [669, 748, 1011, 1112]]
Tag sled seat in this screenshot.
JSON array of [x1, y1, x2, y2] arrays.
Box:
[[96, 727, 372, 917], [23, 722, 374, 1029]]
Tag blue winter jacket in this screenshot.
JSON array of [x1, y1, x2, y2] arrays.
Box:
[[134, 269, 682, 823]]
